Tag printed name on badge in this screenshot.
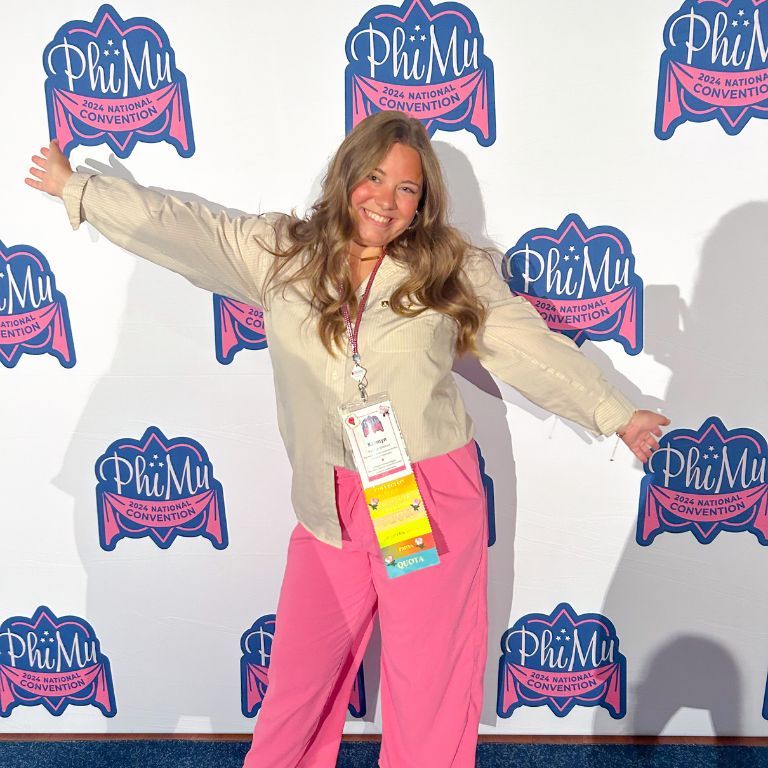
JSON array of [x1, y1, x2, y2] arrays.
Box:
[[656, 0, 768, 139], [504, 214, 643, 355], [95, 426, 228, 551], [0, 606, 116, 718], [497, 603, 626, 720], [637, 416, 768, 546], [240, 615, 366, 718], [0, 240, 75, 369], [43, 4, 194, 158], [345, 0, 496, 145], [213, 294, 267, 365]]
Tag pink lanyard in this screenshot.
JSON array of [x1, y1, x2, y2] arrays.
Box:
[[340, 254, 386, 402]]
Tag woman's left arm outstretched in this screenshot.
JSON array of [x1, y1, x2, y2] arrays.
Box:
[[464, 251, 669, 462]]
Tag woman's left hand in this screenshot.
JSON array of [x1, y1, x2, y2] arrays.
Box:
[[618, 410, 671, 464]]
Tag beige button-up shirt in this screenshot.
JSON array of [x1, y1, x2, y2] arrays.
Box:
[[63, 172, 635, 548]]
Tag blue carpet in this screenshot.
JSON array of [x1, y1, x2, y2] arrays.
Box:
[[0, 740, 765, 767]]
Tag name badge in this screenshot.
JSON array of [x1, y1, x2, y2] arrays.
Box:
[[340, 393, 440, 578]]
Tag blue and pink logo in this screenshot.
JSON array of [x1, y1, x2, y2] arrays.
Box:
[[43, 4, 194, 158], [240, 615, 366, 718], [637, 417, 768, 546], [504, 215, 643, 355], [656, 1, 768, 139], [476, 443, 496, 547], [345, 0, 495, 145], [497, 603, 626, 719], [0, 240, 75, 369], [0, 606, 116, 718], [95, 426, 227, 551], [213, 294, 267, 365]]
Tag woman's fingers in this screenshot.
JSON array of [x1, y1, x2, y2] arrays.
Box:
[[26, 140, 72, 198]]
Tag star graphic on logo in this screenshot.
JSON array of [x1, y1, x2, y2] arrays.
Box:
[[420, 34, 426, 41], [409, 34, 415, 41]]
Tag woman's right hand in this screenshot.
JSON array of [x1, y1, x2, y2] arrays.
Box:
[[25, 140, 73, 199]]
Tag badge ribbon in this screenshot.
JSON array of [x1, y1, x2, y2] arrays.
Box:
[[339, 258, 440, 578]]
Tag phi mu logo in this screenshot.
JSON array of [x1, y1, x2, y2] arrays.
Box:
[[656, 0, 768, 139], [504, 215, 643, 356], [213, 294, 267, 365], [637, 417, 768, 546], [0, 241, 75, 369], [497, 603, 626, 720], [345, 0, 496, 145], [95, 426, 227, 551], [240, 615, 366, 718], [0, 606, 116, 718], [43, 4, 194, 158]]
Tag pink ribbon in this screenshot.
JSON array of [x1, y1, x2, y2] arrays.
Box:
[[101, 489, 224, 547], [660, 61, 768, 133], [216, 297, 266, 361], [350, 68, 490, 139], [52, 83, 190, 154], [641, 484, 768, 541], [245, 662, 269, 714], [0, 663, 113, 714], [518, 286, 638, 349], [0, 302, 73, 365], [501, 662, 621, 715]]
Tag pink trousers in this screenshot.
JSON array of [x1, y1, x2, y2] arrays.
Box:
[[242, 440, 488, 768]]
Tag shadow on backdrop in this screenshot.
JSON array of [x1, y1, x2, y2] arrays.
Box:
[[53, 155, 295, 734], [434, 141, 518, 726], [595, 202, 768, 746]]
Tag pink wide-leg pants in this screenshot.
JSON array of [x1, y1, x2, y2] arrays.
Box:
[[242, 440, 488, 768]]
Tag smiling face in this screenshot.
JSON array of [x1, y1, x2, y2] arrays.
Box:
[[348, 142, 424, 256]]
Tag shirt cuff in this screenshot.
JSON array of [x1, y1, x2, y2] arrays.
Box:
[[594, 388, 637, 436], [62, 171, 95, 230]]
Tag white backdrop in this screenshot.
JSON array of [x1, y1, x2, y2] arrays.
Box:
[[2, 0, 768, 737]]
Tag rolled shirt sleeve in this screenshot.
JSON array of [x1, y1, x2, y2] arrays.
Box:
[[464, 251, 636, 436], [62, 171, 281, 306]]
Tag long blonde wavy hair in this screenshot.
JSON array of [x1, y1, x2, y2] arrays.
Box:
[[265, 110, 487, 355]]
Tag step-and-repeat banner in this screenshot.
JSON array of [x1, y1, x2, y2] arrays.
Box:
[[2, 0, 767, 738]]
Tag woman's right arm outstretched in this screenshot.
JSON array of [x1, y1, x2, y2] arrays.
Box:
[[26, 141, 278, 306]]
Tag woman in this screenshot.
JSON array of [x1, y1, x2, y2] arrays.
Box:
[[27, 111, 667, 767]]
